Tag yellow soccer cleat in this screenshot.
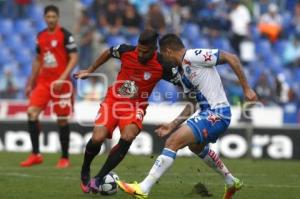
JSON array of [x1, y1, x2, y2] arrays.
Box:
[[223, 178, 243, 199], [116, 180, 148, 199]]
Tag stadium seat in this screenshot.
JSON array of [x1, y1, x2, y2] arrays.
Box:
[[0, 19, 13, 36], [255, 39, 272, 58], [14, 19, 35, 36], [28, 5, 44, 22], [192, 37, 210, 49], [4, 34, 23, 51], [0, 47, 13, 65], [14, 48, 32, 65], [273, 39, 288, 57], [181, 23, 201, 43]]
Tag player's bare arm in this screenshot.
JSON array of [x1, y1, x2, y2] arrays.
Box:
[[155, 95, 197, 138], [74, 49, 111, 79], [53, 52, 78, 91], [218, 51, 257, 102], [25, 55, 41, 97]]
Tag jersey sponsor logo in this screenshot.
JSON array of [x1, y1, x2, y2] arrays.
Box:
[[51, 40, 58, 47], [203, 52, 212, 62], [207, 113, 220, 125], [43, 51, 57, 68], [143, 72, 152, 80], [136, 109, 144, 121]]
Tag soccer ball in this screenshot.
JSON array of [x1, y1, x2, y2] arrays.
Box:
[[99, 172, 119, 195]]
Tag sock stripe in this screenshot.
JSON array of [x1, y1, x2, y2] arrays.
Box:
[[162, 148, 176, 159]]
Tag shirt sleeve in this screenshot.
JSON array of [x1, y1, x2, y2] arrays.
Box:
[[109, 44, 135, 59], [62, 28, 78, 53], [185, 48, 219, 67]]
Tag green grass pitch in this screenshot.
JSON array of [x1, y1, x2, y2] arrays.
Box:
[[0, 152, 299, 199]]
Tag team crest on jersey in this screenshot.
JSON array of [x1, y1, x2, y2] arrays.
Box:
[[51, 40, 58, 47], [207, 113, 221, 125], [144, 72, 152, 80], [203, 52, 212, 62]]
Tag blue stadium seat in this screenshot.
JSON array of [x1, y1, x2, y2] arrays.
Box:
[[4, 34, 23, 51], [28, 5, 44, 22], [0, 19, 13, 36], [14, 19, 35, 35], [127, 35, 139, 45], [192, 37, 210, 48], [273, 39, 288, 57], [212, 37, 231, 51], [256, 39, 272, 58], [0, 47, 13, 65], [181, 23, 201, 43], [106, 36, 127, 47], [14, 48, 33, 64]]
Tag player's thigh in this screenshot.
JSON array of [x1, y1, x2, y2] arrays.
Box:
[[94, 102, 118, 139], [165, 124, 197, 151], [28, 84, 50, 120], [119, 108, 144, 141], [120, 123, 140, 142]]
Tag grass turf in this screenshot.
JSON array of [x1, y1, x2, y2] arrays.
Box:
[[0, 152, 299, 199]]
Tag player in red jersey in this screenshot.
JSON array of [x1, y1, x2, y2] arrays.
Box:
[[20, 5, 78, 168], [74, 29, 179, 193]]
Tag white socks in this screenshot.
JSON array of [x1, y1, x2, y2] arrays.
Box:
[[140, 148, 176, 194], [199, 146, 235, 186]]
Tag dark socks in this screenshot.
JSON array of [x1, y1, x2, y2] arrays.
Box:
[[59, 124, 70, 159], [28, 120, 40, 154], [82, 139, 102, 173], [95, 138, 132, 179]]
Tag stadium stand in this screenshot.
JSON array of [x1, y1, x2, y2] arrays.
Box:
[[0, 0, 299, 123]]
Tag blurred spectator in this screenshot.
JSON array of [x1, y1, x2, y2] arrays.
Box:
[[228, 0, 251, 57], [258, 3, 282, 42], [253, 0, 270, 21], [122, 3, 142, 37], [75, 10, 95, 69], [98, 0, 123, 37], [198, 0, 229, 31], [165, 2, 183, 35], [291, 2, 300, 36], [89, 0, 107, 20], [254, 72, 275, 105], [82, 77, 106, 101], [283, 35, 300, 66], [145, 3, 166, 34], [282, 88, 300, 124], [0, 68, 20, 99], [129, 0, 157, 15], [14, 0, 32, 18]]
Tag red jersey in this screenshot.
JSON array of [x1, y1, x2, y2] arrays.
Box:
[[36, 26, 77, 83], [106, 44, 180, 105]]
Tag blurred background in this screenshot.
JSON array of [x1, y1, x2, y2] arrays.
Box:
[[0, 0, 299, 159]]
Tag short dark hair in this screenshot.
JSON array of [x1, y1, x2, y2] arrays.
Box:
[[138, 29, 159, 47], [44, 5, 59, 16], [159, 33, 185, 51]]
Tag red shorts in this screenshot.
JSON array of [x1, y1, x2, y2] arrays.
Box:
[[95, 97, 146, 138], [29, 80, 74, 117]]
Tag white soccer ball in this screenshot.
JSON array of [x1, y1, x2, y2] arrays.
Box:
[[99, 172, 119, 195]]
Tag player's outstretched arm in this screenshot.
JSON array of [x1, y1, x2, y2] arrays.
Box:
[[25, 55, 41, 97], [217, 51, 257, 101], [74, 49, 111, 79]]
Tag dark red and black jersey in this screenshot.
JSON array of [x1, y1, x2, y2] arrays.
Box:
[[36, 25, 78, 83], [105, 44, 180, 104]]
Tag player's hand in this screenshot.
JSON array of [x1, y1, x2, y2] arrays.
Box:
[[73, 70, 91, 79], [244, 88, 257, 102], [155, 122, 176, 138], [25, 84, 32, 97]]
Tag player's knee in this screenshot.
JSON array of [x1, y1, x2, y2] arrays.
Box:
[[57, 119, 68, 126], [120, 132, 138, 142], [120, 125, 139, 142], [92, 126, 107, 143], [188, 144, 205, 154], [27, 107, 40, 120]]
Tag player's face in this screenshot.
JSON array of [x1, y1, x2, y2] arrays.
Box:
[[44, 11, 59, 30], [137, 44, 156, 64], [161, 48, 178, 65]]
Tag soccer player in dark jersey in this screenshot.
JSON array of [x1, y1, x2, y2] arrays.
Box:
[[74, 29, 179, 193], [20, 5, 78, 168]]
